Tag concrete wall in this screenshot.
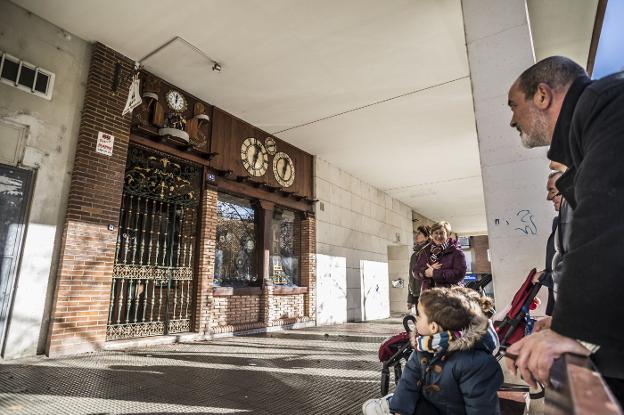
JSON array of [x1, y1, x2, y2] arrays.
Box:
[[388, 245, 411, 314], [0, 0, 90, 358], [315, 157, 414, 323], [462, 0, 554, 313]]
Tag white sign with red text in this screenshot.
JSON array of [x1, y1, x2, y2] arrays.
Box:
[[96, 131, 114, 156]]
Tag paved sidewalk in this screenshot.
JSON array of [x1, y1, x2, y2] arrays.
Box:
[[0, 318, 403, 415]]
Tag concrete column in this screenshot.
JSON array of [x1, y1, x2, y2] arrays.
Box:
[[388, 245, 411, 314], [461, 0, 554, 311]]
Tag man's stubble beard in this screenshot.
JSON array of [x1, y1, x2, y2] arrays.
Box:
[[520, 105, 551, 148]]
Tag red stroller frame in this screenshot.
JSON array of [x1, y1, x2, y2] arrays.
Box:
[[495, 268, 542, 354], [495, 268, 546, 399]]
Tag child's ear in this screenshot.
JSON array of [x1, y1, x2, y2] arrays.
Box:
[[430, 321, 441, 334]]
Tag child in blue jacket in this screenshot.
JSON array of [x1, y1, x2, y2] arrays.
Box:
[[363, 287, 503, 415]]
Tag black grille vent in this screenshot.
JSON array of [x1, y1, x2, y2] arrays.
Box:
[[0, 51, 54, 99]]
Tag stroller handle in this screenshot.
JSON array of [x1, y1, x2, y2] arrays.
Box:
[[403, 314, 416, 333]]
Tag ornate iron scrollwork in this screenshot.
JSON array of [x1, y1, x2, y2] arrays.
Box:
[[107, 145, 201, 341], [124, 146, 200, 206]]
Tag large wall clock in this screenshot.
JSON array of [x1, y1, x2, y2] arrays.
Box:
[[273, 151, 295, 187], [241, 137, 268, 177]]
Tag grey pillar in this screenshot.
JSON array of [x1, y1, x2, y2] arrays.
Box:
[[461, 0, 554, 311]]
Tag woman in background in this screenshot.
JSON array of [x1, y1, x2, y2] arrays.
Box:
[[407, 225, 431, 312], [413, 221, 466, 292]]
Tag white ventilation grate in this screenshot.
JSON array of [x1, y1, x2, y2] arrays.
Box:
[[0, 51, 55, 100]]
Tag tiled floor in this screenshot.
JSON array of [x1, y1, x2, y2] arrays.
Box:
[[0, 317, 527, 414], [0, 319, 401, 414]]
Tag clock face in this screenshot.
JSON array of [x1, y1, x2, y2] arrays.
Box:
[[241, 137, 268, 177], [265, 137, 277, 155], [272, 151, 295, 187], [166, 90, 187, 112]]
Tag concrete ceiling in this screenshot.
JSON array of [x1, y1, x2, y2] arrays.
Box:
[[528, 0, 598, 66], [9, 0, 598, 235]]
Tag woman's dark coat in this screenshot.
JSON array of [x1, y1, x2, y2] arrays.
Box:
[[413, 239, 467, 292]]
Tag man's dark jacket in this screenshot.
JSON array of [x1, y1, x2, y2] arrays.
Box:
[[541, 217, 558, 316], [548, 71, 624, 379]]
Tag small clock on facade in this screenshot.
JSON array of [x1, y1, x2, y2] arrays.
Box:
[[165, 89, 187, 112], [265, 137, 277, 155], [241, 137, 268, 177], [273, 151, 295, 187]]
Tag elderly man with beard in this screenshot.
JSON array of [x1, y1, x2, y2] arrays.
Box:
[[505, 56, 624, 405]]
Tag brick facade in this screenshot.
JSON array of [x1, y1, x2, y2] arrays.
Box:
[[213, 296, 261, 326], [195, 187, 218, 334], [47, 43, 317, 356], [300, 216, 316, 318], [270, 294, 305, 321], [46, 43, 133, 356]]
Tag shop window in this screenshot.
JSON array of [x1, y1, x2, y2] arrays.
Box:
[[270, 208, 300, 286], [214, 193, 258, 287]]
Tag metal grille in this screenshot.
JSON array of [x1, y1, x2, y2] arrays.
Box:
[[107, 146, 201, 340]]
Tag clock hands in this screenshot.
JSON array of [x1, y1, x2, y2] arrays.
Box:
[[252, 144, 261, 168]]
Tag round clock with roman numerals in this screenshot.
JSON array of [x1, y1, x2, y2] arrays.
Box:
[[273, 151, 295, 187], [241, 137, 268, 177]]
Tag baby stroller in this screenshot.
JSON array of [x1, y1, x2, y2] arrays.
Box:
[[494, 268, 546, 400], [495, 268, 542, 356], [378, 314, 416, 395]]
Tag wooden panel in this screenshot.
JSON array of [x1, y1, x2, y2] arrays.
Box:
[[210, 107, 314, 202], [211, 175, 313, 213], [131, 70, 214, 156]]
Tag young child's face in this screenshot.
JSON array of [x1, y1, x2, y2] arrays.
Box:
[[415, 303, 439, 336]]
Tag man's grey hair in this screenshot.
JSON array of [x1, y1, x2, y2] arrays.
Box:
[[517, 56, 587, 99]]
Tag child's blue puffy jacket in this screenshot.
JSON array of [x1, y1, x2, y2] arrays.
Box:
[[389, 320, 503, 415]]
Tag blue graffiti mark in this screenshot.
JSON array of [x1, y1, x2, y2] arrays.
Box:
[[514, 209, 537, 235]]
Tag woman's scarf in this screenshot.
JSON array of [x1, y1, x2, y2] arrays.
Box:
[[415, 330, 462, 354], [428, 239, 449, 264]]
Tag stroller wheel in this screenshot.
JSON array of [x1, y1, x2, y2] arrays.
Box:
[[381, 368, 390, 396]]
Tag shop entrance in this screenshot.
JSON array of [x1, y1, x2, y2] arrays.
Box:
[[106, 145, 202, 340], [0, 164, 33, 352]]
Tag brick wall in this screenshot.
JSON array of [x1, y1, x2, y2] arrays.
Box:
[[213, 295, 261, 326], [471, 235, 491, 274], [46, 43, 134, 356], [300, 216, 316, 318], [270, 294, 304, 321], [195, 187, 218, 334]]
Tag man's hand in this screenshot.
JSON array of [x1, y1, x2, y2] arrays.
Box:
[[533, 316, 552, 332], [504, 329, 590, 387]]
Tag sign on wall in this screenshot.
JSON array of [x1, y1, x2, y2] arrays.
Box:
[[96, 132, 114, 156]]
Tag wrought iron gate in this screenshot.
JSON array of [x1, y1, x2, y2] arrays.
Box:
[[107, 146, 202, 340]]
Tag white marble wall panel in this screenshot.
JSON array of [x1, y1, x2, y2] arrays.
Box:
[[316, 254, 348, 325]]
